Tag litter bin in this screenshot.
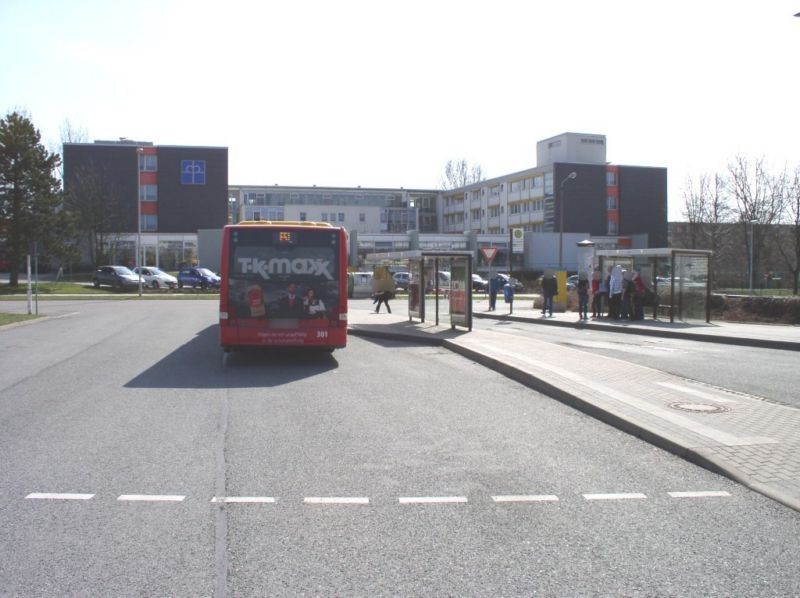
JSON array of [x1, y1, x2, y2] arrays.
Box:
[[503, 283, 514, 303]]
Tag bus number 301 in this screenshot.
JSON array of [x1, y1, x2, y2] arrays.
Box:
[[316, 330, 328, 339]]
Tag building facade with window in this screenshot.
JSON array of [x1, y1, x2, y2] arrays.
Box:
[[62, 133, 665, 272], [441, 132, 668, 248], [228, 185, 439, 234], [62, 139, 228, 268]]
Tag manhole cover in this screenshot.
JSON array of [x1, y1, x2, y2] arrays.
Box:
[[669, 402, 729, 414]]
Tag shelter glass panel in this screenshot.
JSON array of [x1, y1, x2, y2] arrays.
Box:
[[674, 253, 709, 321]]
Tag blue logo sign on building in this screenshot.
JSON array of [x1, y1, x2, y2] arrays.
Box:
[[181, 160, 206, 185]]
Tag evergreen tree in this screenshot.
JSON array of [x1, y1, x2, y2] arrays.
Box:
[[0, 111, 63, 286]]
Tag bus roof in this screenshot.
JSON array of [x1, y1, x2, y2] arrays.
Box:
[[228, 220, 335, 228]]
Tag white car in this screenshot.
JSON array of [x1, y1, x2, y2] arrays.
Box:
[[132, 266, 178, 289]]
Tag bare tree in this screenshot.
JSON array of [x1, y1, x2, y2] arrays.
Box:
[[726, 156, 786, 285], [63, 163, 125, 265], [441, 159, 484, 190], [48, 119, 89, 179], [776, 166, 800, 293], [60, 119, 89, 144], [680, 173, 732, 244], [677, 174, 733, 287]]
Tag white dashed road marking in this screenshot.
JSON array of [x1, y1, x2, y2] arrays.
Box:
[[668, 491, 732, 498], [304, 497, 369, 505], [492, 495, 559, 503], [211, 496, 276, 503], [398, 496, 468, 504], [583, 493, 648, 501], [117, 495, 186, 502], [26, 493, 95, 500], [23, 491, 736, 504]]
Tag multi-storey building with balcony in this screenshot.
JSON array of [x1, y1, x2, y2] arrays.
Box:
[[441, 132, 668, 248]]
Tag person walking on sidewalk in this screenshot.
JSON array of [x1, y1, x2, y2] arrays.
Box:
[[541, 269, 557, 317], [373, 290, 392, 313], [488, 272, 501, 311], [577, 272, 590, 320]]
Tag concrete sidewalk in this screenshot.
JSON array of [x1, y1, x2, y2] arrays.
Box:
[[471, 296, 800, 351], [347, 304, 800, 513]]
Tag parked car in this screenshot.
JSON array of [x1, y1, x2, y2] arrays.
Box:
[[348, 272, 374, 298], [425, 270, 451, 292], [496, 273, 524, 292], [132, 266, 177, 289], [471, 274, 488, 292], [566, 274, 579, 291], [92, 265, 141, 290], [392, 271, 410, 291], [177, 267, 220, 289]]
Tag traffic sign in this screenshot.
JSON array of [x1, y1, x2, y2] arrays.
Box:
[[480, 247, 498, 264]]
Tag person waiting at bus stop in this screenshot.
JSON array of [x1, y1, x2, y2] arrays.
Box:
[[608, 265, 624, 320], [541, 269, 557, 317]]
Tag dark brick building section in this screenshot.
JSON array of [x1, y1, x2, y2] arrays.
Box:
[[618, 165, 668, 247], [63, 141, 228, 234], [553, 162, 667, 248]]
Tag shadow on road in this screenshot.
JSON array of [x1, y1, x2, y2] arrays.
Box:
[[125, 325, 339, 390]]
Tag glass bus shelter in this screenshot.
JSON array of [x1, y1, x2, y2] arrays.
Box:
[[364, 250, 473, 330], [595, 248, 713, 323]]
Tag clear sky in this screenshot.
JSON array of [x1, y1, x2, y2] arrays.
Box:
[[2, 0, 798, 220]]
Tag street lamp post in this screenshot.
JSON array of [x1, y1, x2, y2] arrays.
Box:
[[136, 148, 143, 297], [409, 198, 419, 231], [558, 171, 577, 269], [748, 219, 758, 293]]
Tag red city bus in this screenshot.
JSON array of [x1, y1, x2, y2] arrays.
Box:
[[219, 221, 348, 352]]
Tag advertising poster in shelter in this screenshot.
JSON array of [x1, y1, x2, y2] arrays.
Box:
[[408, 259, 422, 318], [450, 258, 469, 327]]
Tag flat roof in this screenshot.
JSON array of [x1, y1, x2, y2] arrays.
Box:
[[596, 248, 712, 257]]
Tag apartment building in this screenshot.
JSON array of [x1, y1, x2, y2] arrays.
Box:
[[441, 133, 668, 248]]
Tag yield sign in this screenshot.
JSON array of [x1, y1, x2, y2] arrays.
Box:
[[480, 247, 498, 264]]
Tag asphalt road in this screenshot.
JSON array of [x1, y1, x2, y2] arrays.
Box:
[[1, 300, 799, 596]]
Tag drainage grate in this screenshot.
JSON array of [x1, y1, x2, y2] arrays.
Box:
[[669, 402, 730, 414]]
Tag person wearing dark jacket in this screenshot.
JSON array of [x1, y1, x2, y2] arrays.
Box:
[[488, 273, 501, 311], [541, 270, 557, 317], [373, 290, 392, 313], [577, 272, 590, 320]]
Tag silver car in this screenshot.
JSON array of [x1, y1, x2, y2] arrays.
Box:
[[132, 266, 178, 289]]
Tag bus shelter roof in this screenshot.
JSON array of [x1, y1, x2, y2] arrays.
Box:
[[596, 248, 713, 258]]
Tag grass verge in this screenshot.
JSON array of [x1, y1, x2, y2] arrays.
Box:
[[0, 313, 39, 326], [0, 282, 219, 299], [0, 282, 101, 295]]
